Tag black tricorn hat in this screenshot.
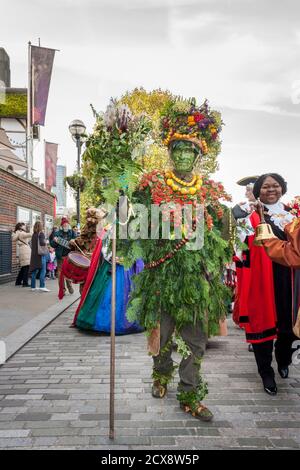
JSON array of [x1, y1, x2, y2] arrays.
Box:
[[236, 176, 259, 186]]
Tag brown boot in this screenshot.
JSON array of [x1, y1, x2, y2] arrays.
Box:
[[152, 380, 167, 398], [67, 282, 74, 294], [180, 402, 213, 422]]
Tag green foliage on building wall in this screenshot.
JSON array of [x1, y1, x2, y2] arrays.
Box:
[[0, 93, 27, 118]]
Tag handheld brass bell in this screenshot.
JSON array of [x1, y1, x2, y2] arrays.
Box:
[[254, 199, 276, 246]]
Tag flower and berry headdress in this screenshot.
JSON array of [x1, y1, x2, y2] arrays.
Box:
[[160, 96, 222, 156]]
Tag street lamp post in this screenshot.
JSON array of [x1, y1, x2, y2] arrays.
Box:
[[68, 119, 86, 227]]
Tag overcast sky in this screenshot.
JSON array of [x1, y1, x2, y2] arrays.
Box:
[[2, 0, 300, 204]]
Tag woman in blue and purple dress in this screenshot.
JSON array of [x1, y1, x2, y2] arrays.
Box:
[[73, 236, 143, 334]]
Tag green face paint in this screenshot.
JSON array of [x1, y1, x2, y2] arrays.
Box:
[[170, 141, 199, 173]]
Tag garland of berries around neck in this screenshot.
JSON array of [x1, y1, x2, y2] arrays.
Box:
[[139, 170, 231, 270], [139, 170, 230, 210], [165, 171, 203, 195]]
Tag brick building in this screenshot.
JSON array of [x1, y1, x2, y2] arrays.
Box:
[[0, 167, 55, 284]]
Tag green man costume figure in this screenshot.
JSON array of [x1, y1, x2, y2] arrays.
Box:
[[118, 98, 232, 421]]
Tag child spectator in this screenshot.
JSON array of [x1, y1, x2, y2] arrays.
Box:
[[47, 247, 57, 280]]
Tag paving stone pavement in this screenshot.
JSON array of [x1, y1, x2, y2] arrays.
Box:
[[0, 303, 299, 450]]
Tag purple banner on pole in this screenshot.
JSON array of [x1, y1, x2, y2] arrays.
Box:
[[45, 141, 58, 192], [31, 46, 55, 126]]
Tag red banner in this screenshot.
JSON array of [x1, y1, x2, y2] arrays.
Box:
[[45, 141, 58, 192], [31, 46, 55, 126]]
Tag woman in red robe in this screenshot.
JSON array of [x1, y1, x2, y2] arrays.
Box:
[[238, 173, 298, 395], [263, 218, 300, 339]]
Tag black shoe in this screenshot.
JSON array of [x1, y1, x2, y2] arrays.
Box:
[[264, 385, 277, 396], [262, 376, 277, 396], [278, 367, 289, 379]]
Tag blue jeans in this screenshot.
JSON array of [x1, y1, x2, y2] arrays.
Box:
[[31, 256, 46, 289]]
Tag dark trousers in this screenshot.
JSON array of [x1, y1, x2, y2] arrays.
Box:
[[153, 312, 207, 393], [15, 265, 30, 286], [252, 331, 298, 378]]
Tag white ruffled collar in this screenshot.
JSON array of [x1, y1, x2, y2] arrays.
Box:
[[263, 201, 294, 230]]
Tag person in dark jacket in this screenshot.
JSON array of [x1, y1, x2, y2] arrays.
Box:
[[50, 217, 76, 294], [30, 221, 50, 292]]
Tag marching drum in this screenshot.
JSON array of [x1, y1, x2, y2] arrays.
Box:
[[60, 252, 90, 288], [58, 240, 92, 300], [68, 252, 91, 269]]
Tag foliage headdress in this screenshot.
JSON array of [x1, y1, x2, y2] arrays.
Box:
[[160, 96, 222, 157]]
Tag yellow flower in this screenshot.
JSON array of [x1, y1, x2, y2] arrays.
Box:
[[187, 117, 195, 126]]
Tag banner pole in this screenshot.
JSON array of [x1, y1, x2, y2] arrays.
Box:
[[109, 212, 117, 440], [26, 41, 32, 180], [44, 139, 46, 186]]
